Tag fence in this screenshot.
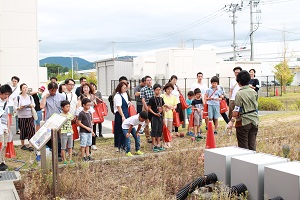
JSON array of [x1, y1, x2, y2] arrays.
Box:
[[111, 75, 283, 100]]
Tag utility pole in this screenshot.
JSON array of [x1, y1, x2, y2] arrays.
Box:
[[71, 56, 74, 79], [225, 3, 242, 61], [192, 39, 195, 50], [248, 0, 261, 61], [111, 41, 115, 59]]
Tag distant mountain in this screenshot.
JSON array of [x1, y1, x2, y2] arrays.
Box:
[[39, 57, 94, 71]]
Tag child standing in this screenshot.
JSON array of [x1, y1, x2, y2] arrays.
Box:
[[192, 88, 203, 138], [60, 100, 74, 164], [161, 83, 177, 147], [205, 76, 223, 134], [77, 98, 95, 161], [186, 91, 194, 136], [0, 84, 12, 171], [148, 84, 165, 152], [122, 111, 148, 156]]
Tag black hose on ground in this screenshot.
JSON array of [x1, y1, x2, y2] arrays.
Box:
[[176, 173, 218, 200]]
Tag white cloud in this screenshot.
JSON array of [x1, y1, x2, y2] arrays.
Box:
[[38, 0, 300, 61]]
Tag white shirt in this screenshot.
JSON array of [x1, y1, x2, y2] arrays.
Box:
[[8, 85, 20, 107], [65, 92, 77, 116], [191, 82, 208, 99], [230, 78, 240, 100], [172, 85, 180, 103], [122, 114, 145, 129], [113, 92, 129, 113], [14, 95, 35, 118], [0, 99, 8, 133]]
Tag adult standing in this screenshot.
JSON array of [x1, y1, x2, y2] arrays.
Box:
[[30, 86, 45, 131], [14, 83, 35, 151], [249, 69, 260, 93], [90, 82, 103, 138], [190, 72, 208, 128], [40, 82, 66, 158], [113, 82, 130, 151], [64, 79, 78, 155], [229, 66, 242, 120], [227, 70, 259, 150], [134, 77, 146, 113], [140, 75, 154, 143], [169, 75, 184, 135], [64, 79, 78, 117], [75, 77, 87, 97], [8, 76, 20, 134]]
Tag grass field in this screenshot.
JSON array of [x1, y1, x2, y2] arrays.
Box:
[[9, 111, 300, 199]]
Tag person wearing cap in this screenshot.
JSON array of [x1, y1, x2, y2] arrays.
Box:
[[30, 86, 45, 131]]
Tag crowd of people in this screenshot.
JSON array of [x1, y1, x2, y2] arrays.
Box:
[[0, 67, 260, 170]]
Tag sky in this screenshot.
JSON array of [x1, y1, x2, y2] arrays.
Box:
[[38, 0, 300, 62]]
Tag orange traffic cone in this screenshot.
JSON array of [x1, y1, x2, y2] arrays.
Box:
[[275, 88, 279, 96], [5, 141, 16, 158], [205, 121, 216, 149]]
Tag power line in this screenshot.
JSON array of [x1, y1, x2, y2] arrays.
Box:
[[260, 26, 300, 34]]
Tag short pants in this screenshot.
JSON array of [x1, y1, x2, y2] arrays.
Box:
[[80, 132, 92, 147]]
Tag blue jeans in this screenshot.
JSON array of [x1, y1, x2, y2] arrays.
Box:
[[122, 128, 140, 153]]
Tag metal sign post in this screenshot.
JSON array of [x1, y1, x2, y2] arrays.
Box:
[[51, 128, 59, 198]]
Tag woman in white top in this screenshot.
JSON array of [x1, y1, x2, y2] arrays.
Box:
[[113, 82, 130, 151], [14, 83, 35, 151], [169, 75, 184, 135]]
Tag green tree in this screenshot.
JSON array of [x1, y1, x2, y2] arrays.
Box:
[[273, 29, 294, 93], [87, 72, 97, 85], [274, 61, 294, 93]]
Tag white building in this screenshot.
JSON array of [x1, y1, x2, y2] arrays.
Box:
[[0, 0, 40, 89], [96, 58, 133, 96]]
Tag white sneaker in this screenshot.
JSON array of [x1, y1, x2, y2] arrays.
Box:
[[91, 145, 98, 150]]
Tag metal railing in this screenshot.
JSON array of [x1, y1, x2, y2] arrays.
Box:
[[111, 76, 283, 100]]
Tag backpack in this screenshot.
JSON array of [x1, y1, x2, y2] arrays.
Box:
[[108, 94, 114, 115]]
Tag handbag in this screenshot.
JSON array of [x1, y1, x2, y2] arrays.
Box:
[[172, 110, 181, 127], [31, 107, 38, 121], [72, 123, 79, 140], [188, 111, 194, 127], [179, 94, 189, 110], [163, 124, 172, 143], [96, 98, 108, 116], [220, 99, 229, 113], [128, 104, 137, 117], [93, 104, 104, 124]]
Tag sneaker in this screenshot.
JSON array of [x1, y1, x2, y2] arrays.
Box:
[[135, 150, 144, 155], [126, 152, 133, 157], [21, 145, 28, 150], [16, 130, 20, 135], [27, 146, 34, 152], [197, 133, 204, 139], [147, 140, 152, 144], [63, 161, 68, 165], [82, 157, 88, 162], [158, 147, 165, 151], [0, 162, 8, 171], [69, 160, 75, 164], [214, 131, 218, 135], [87, 156, 95, 161], [91, 145, 98, 150], [153, 146, 159, 152], [58, 157, 63, 162], [186, 132, 195, 137]]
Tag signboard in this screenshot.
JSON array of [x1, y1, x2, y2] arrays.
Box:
[[29, 113, 67, 150]]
